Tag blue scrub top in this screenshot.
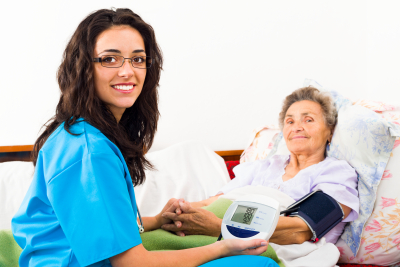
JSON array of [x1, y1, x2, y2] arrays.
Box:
[[12, 120, 142, 266]]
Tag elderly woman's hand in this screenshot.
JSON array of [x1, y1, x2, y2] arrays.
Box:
[[161, 199, 222, 237], [151, 198, 183, 231]]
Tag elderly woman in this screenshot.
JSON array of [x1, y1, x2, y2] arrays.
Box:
[[161, 86, 359, 245]]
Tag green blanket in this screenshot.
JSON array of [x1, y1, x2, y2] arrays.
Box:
[[0, 229, 21, 267], [0, 199, 284, 267], [141, 198, 284, 267]]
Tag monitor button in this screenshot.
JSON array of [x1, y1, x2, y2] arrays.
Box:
[[227, 225, 259, 238]]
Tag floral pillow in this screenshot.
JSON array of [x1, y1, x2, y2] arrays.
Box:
[[335, 101, 400, 265], [240, 125, 282, 163], [303, 79, 400, 257]]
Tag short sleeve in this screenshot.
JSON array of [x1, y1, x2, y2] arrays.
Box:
[[47, 152, 141, 266], [311, 158, 359, 222], [219, 160, 268, 194]]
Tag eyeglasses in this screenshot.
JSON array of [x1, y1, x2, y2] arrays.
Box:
[[93, 55, 153, 69]]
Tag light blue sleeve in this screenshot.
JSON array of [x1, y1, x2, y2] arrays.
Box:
[[47, 152, 141, 266], [199, 255, 279, 267]]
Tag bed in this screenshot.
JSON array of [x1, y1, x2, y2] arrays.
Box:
[[0, 145, 391, 267]]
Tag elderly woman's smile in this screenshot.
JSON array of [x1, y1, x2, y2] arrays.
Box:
[[283, 100, 333, 159]]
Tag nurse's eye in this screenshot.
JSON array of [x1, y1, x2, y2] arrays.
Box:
[[132, 56, 145, 63], [104, 56, 116, 62], [101, 56, 122, 67]]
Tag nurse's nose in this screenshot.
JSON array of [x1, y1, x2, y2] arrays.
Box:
[[118, 59, 135, 78]]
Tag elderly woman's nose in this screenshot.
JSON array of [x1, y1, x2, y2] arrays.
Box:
[[292, 121, 304, 131]]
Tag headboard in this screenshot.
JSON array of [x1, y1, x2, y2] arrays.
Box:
[[0, 145, 243, 163], [214, 150, 242, 161], [0, 145, 33, 163]]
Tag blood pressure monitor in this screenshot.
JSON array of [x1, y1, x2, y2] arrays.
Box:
[[221, 195, 280, 240]]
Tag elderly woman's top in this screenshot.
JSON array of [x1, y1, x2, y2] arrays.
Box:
[[219, 154, 359, 243]]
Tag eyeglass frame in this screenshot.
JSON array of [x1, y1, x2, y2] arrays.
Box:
[[92, 55, 154, 69]]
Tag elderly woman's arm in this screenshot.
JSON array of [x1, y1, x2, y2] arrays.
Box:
[[189, 194, 222, 208], [161, 199, 352, 244], [161, 200, 312, 244], [161, 201, 312, 244]]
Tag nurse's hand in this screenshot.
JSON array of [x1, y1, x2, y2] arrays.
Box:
[[161, 199, 222, 237], [221, 238, 269, 256], [142, 198, 183, 232], [153, 198, 183, 229]]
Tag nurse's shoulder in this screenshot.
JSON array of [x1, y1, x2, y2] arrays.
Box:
[[39, 119, 119, 183]]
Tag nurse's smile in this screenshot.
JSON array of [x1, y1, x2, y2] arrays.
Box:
[[111, 83, 136, 93]]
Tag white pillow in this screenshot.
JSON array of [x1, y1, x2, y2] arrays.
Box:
[[0, 161, 34, 230], [135, 141, 231, 217]]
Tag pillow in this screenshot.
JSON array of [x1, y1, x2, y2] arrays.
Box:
[[0, 161, 34, 230], [307, 80, 400, 257], [336, 101, 400, 265], [265, 79, 400, 257], [353, 99, 398, 113], [240, 125, 282, 163], [135, 141, 231, 217]]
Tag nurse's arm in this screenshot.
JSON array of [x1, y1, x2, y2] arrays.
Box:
[[110, 239, 268, 267]]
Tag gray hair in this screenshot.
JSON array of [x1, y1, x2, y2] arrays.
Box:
[[278, 86, 337, 130]]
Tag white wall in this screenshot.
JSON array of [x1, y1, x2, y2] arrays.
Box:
[[1, 0, 400, 151]]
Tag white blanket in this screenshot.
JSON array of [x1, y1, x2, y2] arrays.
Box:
[[220, 185, 340, 267], [0, 161, 34, 230]]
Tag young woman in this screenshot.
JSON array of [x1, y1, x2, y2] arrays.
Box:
[[11, 8, 277, 267]]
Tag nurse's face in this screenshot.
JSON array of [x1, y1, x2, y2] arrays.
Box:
[[93, 25, 147, 122]]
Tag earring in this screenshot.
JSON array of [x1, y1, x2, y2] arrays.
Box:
[[326, 142, 331, 151]]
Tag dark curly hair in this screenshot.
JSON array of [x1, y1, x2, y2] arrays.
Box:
[[32, 8, 163, 186]]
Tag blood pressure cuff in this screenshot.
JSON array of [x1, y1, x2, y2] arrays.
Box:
[[280, 190, 344, 242]]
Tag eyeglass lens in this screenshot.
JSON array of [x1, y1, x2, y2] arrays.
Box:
[[101, 55, 152, 69]]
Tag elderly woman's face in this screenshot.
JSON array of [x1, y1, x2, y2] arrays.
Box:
[[283, 100, 332, 157]]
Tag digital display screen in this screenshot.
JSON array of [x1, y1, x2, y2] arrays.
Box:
[[231, 205, 258, 225]]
